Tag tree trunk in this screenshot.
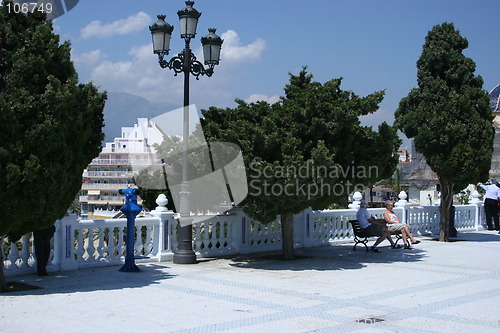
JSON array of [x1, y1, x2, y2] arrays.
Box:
[[439, 177, 454, 242], [281, 213, 295, 261], [0, 236, 7, 293]]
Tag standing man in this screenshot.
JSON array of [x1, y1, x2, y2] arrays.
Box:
[[477, 180, 500, 231]]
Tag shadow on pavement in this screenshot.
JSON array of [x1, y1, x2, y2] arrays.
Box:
[[4, 263, 175, 296], [228, 243, 426, 271], [448, 231, 500, 242]]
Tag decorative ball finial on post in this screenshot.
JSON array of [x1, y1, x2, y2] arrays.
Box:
[[348, 191, 363, 210], [395, 191, 408, 207], [155, 194, 170, 212], [469, 190, 481, 204]]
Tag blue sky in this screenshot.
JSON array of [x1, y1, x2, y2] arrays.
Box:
[[48, 0, 500, 148]]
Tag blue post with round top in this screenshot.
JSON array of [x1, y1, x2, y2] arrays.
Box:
[[118, 188, 142, 272]]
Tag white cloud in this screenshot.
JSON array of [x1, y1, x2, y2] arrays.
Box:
[[245, 94, 280, 105], [72, 29, 267, 108], [220, 30, 266, 63], [359, 108, 395, 127], [81, 12, 152, 39], [72, 49, 107, 67]]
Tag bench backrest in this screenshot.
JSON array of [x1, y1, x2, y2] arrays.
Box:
[[349, 220, 367, 238]]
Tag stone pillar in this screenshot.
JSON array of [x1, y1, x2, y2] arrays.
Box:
[[469, 190, 482, 231], [150, 194, 175, 261], [395, 191, 411, 225], [229, 207, 244, 254]]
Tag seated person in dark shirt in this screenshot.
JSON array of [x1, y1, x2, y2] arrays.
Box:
[[356, 200, 400, 252]]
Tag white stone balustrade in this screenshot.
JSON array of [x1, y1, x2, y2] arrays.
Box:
[[2, 195, 485, 277]]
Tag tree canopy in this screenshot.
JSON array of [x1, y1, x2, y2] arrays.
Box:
[[0, 4, 106, 240], [395, 22, 493, 241], [202, 68, 401, 259]]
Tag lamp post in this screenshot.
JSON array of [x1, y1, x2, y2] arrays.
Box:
[[150, 1, 223, 264]]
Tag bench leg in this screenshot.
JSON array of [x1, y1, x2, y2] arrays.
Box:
[[353, 237, 369, 252], [393, 234, 403, 246]]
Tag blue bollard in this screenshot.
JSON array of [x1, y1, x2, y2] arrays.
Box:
[[118, 188, 142, 272]]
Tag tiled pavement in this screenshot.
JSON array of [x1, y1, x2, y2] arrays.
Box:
[[1, 230, 499, 332]]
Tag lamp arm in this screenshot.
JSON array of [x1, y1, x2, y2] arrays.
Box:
[[190, 52, 214, 79], [158, 52, 215, 79], [158, 53, 184, 76]]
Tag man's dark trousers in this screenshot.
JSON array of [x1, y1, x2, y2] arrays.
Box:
[[484, 198, 500, 230]]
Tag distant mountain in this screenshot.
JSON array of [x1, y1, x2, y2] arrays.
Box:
[[102, 92, 179, 141]]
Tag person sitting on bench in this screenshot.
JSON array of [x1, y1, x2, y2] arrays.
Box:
[[383, 201, 420, 249], [356, 200, 400, 252]]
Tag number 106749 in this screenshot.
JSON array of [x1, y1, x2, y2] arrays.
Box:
[[6, 2, 53, 14]]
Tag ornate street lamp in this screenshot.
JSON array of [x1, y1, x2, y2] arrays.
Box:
[[150, 1, 223, 264]]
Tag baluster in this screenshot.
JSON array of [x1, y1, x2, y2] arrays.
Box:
[[344, 215, 351, 239], [343, 215, 350, 238], [316, 216, 322, 239], [96, 228, 105, 261], [224, 221, 232, 249], [312, 215, 322, 240], [248, 220, 255, 246], [145, 225, 154, 255], [75, 229, 85, 262], [194, 223, 202, 251], [258, 220, 265, 245], [107, 227, 117, 261], [27, 233, 35, 267], [326, 216, 332, 239], [19, 235, 31, 269], [276, 219, 282, 243], [171, 221, 178, 251], [8, 241, 19, 269], [424, 212, 429, 233], [135, 226, 143, 255], [251, 221, 259, 246], [274, 219, 280, 243], [332, 216, 338, 240], [323, 216, 329, 239], [86, 229, 95, 262], [266, 220, 273, 245], [315, 217, 321, 239], [258, 222, 266, 245], [203, 222, 211, 250], [116, 226, 125, 259], [333, 216, 339, 240], [211, 222, 220, 248]]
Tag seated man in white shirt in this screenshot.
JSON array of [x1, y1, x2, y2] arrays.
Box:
[[356, 200, 400, 252]]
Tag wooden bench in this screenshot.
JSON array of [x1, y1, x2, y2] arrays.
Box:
[[349, 219, 403, 252]]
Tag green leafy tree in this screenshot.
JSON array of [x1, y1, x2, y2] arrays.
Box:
[[202, 69, 401, 260], [0, 3, 106, 291], [395, 22, 493, 241]]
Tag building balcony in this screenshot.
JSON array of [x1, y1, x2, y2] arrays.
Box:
[[81, 183, 137, 191], [85, 171, 136, 178], [89, 158, 161, 166], [80, 195, 143, 206]]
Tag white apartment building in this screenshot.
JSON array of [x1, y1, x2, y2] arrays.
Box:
[[80, 118, 164, 219]]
